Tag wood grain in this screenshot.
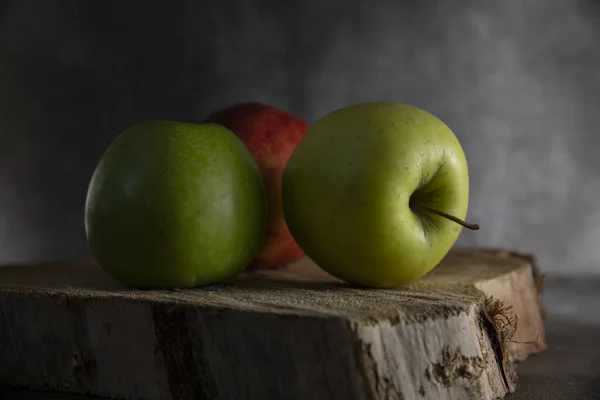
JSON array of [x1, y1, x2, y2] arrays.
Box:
[[0, 248, 546, 400]]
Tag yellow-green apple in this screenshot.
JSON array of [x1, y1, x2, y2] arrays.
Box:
[[282, 102, 479, 288], [206, 103, 309, 269], [85, 120, 266, 289]]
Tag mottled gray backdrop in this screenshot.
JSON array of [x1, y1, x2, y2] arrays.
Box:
[[0, 0, 599, 275]]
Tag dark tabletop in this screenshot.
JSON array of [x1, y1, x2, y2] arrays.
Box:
[[1, 275, 599, 400]]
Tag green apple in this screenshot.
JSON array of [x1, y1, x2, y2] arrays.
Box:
[[85, 120, 266, 289], [282, 102, 478, 288]]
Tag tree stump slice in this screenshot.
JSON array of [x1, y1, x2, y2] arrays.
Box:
[[0, 248, 546, 400]]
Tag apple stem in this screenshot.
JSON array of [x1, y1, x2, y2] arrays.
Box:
[[421, 205, 480, 230]]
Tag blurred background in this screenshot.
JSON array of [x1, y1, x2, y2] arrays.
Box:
[[0, 0, 598, 276]]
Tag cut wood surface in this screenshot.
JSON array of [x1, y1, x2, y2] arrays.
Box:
[[0, 248, 546, 400]]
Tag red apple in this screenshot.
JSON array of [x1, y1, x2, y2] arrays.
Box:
[[205, 103, 309, 269]]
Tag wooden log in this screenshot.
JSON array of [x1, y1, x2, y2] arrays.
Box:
[[0, 248, 546, 400]]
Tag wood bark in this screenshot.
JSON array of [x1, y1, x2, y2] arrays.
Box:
[[0, 249, 546, 400]]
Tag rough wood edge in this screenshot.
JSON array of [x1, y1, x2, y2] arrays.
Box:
[[351, 302, 513, 399], [0, 248, 546, 400]]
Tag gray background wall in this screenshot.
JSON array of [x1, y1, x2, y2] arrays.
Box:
[[0, 0, 598, 276]]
